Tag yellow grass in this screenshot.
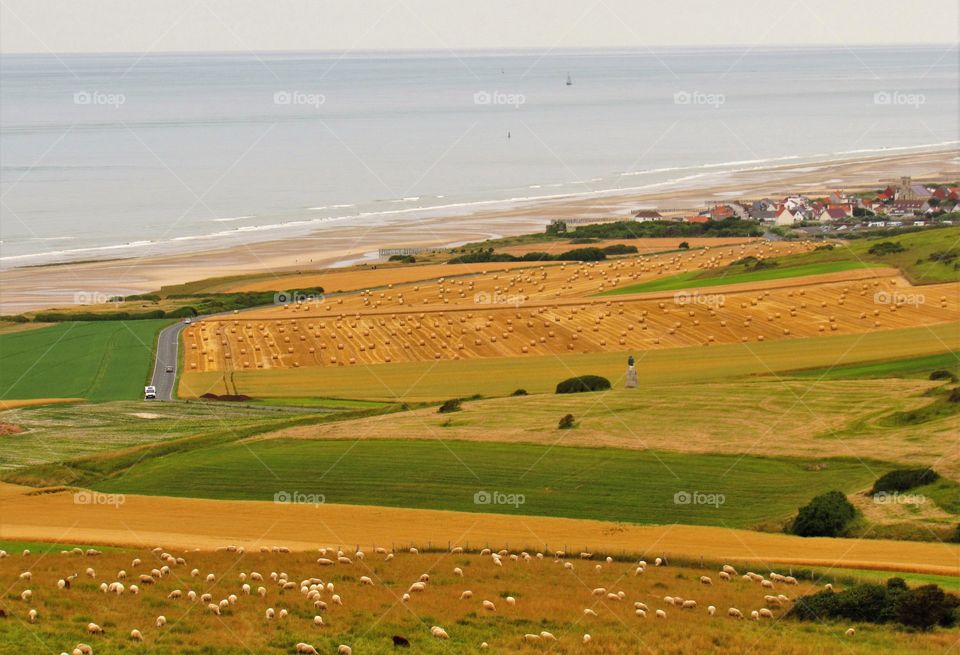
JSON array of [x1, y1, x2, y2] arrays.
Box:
[[3, 543, 955, 655], [1, 483, 958, 575], [179, 321, 960, 401], [0, 398, 84, 411]]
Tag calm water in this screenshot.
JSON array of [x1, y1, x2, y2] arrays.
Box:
[[1, 47, 957, 265]]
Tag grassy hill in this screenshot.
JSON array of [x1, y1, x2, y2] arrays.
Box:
[[95, 438, 881, 529]]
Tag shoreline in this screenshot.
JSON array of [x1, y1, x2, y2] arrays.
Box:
[[1, 147, 957, 313]]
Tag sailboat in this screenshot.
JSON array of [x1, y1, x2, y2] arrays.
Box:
[[566, 73, 572, 86]]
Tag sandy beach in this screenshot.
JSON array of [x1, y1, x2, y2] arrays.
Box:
[[1, 147, 957, 313]]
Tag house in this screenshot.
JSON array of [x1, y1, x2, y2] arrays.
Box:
[[633, 210, 663, 222], [684, 215, 710, 224], [751, 209, 778, 222], [819, 207, 848, 223], [775, 206, 801, 226], [826, 203, 853, 217], [709, 204, 736, 220], [890, 200, 927, 216], [910, 184, 933, 200]]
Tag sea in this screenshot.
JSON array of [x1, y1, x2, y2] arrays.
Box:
[[1, 46, 957, 267]]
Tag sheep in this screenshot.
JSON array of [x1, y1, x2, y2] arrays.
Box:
[[635, 609, 647, 618], [87, 622, 104, 635], [85, 568, 96, 578], [131, 558, 141, 567], [655, 609, 666, 619], [168, 589, 182, 599], [719, 571, 731, 581], [20, 590, 32, 601], [482, 600, 496, 611], [258, 586, 267, 597], [129, 584, 139, 595], [295, 643, 319, 655], [563, 562, 574, 570], [524, 634, 541, 642], [401, 593, 410, 603], [722, 564, 738, 575], [750, 610, 760, 620], [634, 602, 649, 611], [191, 568, 200, 577], [279, 609, 289, 619], [634, 566, 644, 576], [453, 567, 463, 577], [583, 634, 591, 644], [761, 579, 774, 589], [506, 596, 516, 606], [654, 557, 663, 566], [784, 576, 798, 585], [480, 641, 489, 649], [337, 646, 352, 655], [19, 571, 31, 581], [409, 582, 426, 593], [584, 608, 598, 616], [758, 608, 774, 619], [139, 575, 155, 585], [824, 583, 834, 591], [241, 584, 251, 595], [430, 626, 449, 639], [313, 615, 324, 626], [130, 629, 143, 641], [27, 609, 38, 623], [156, 615, 166, 628], [707, 605, 716, 616], [359, 576, 373, 586], [74, 645, 93, 655], [592, 587, 607, 596], [540, 631, 557, 641], [331, 594, 342, 606], [207, 603, 221, 615], [681, 600, 697, 609], [845, 628, 856, 637], [265, 608, 275, 620], [727, 608, 743, 619], [460, 590, 473, 600], [58, 579, 68, 590], [205, 573, 215, 582]]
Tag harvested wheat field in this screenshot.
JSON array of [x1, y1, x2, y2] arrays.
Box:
[[182, 272, 958, 373], [1, 484, 958, 575], [179, 320, 960, 401], [2, 542, 954, 655], [0, 398, 84, 411]]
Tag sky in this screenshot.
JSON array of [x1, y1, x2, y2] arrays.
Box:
[[1, 0, 958, 54]]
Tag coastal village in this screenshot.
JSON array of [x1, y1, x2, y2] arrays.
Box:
[[632, 176, 959, 229]]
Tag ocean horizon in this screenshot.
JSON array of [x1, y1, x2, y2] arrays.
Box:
[[1, 45, 957, 267]]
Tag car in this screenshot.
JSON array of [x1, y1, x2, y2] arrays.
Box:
[[144, 385, 157, 400], [165, 365, 174, 373], [184, 318, 192, 324]]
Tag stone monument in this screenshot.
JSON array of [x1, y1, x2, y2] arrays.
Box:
[[625, 354, 638, 388]]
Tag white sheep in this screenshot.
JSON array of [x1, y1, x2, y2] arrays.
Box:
[[453, 567, 463, 576], [359, 576, 373, 586], [655, 609, 666, 619], [584, 608, 597, 616], [635, 609, 647, 618], [583, 634, 591, 643], [409, 582, 426, 593], [540, 631, 557, 641], [337, 646, 352, 655], [265, 608, 275, 620], [681, 600, 697, 609], [523, 634, 541, 642], [130, 629, 143, 641], [27, 609, 37, 623], [430, 626, 449, 639], [207, 603, 221, 615], [707, 605, 716, 616], [845, 628, 855, 637], [313, 615, 324, 626], [295, 643, 319, 655], [279, 609, 289, 619], [460, 590, 473, 600], [482, 600, 496, 611], [87, 622, 104, 635], [699, 575, 712, 585], [156, 615, 166, 628], [20, 590, 32, 602], [719, 571, 731, 581], [759, 608, 774, 619], [727, 608, 743, 619], [505, 596, 516, 606]]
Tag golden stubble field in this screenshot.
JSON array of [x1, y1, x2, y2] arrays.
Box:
[[183, 271, 957, 373], [1, 544, 957, 655]]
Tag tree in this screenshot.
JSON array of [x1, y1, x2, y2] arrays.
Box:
[[897, 585, 954, 630], [790, 490, 856, 537]]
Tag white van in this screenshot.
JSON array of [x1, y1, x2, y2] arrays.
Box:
[[144, 385, 157, 400]]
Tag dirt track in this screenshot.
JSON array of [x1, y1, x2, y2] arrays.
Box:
[[2, 484, 957, 576]]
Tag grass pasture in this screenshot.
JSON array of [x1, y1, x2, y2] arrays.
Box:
[[0, 320, 168, 402], [0, 547, 955, 655], [94, 438, 882, 528]]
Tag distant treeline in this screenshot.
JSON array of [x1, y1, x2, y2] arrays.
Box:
[[449, 244, 637, 264], [555, 218, 764, 239], [2, 287, 325, 323]]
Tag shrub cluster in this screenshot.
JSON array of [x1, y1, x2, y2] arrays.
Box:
[[555, 375, 611, 394], [788, 578, 959, 631], [437, 398, 462, 414], [789, 490, 856, 537], [870, 468, 940, 495]]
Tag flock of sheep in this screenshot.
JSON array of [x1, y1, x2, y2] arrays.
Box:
[[2, 543, 859, 654]]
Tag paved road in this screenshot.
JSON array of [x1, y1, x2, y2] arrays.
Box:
[[149, 320, 187, 401]]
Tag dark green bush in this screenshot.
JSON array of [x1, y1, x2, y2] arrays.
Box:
[[554, 247, 607, 262], [437, 398, 462, 414], [929, 370, 958, 382], [870, 468, 940, 494], [897, 585, 957, 630], [556, 375, 611, 394], [167, 306, 198, 318], [558, 414, 575, 429], [601, 244, 639, 255], [511, 389, 528, 396], [789, 490, 856, 537], [868, 241, 906, 255], [678, 241, 690, 250]]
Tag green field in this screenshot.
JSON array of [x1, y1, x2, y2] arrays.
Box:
[[788, 351, 960, 380], [95, 439, 882, 528], [0, 320, 169, 401], [600, 260, 877, 295]]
